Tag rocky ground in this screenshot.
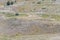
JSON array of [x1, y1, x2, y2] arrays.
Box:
[[0, 13, 60, 40], [0, 0, 60, 40]]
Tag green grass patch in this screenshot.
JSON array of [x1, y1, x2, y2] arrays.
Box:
[[19, 14, 28, 16], [41, 14, 49, 18], [51, 15, 60, 21], [5, 13, 15, 17], [0, 35, 10, 40], [37, 14, 49, 18], [37, 14, 60, 21], [5, 13, 28, 18]]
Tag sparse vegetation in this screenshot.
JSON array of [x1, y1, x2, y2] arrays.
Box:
[[51, 14, 60, 21], [19, 14, 28, 16], [37, 14, 60, 21], [0, 0, 60, 40], [41, 14, 49, 18], [0, 35, 10, 40], [5, 13, 28, 18], [5, 13, 15, 17], [37, 14, 49, 18]]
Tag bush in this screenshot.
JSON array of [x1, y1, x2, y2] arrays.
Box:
[[7, 1, 10, 6], [6, 1, 14, 6]]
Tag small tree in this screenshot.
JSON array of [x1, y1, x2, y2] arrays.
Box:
[[15, 13, 19, 16], [11, 1, 13, 5], [7, 1, 10, 6]]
